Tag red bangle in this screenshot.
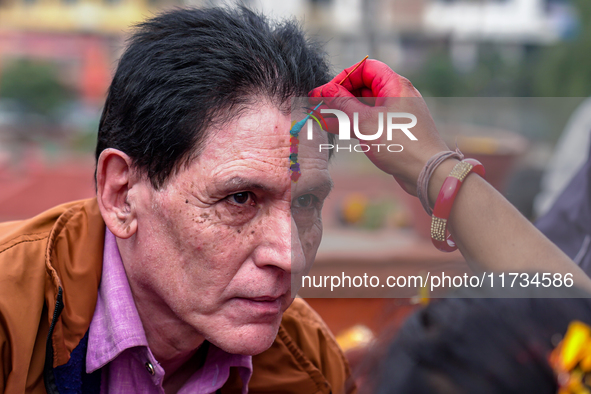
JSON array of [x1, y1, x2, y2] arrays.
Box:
[[431, 159, 485, 252]]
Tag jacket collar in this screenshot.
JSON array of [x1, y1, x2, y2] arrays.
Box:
[[43, 198, 105, 368]]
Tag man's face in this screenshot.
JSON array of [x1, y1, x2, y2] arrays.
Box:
[[125, 101, 331, 355]]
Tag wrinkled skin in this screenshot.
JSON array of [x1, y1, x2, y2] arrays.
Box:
[[117, 100, 332, 361]]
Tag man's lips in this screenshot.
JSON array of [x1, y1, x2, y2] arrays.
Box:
[[233, 294, 286, 315], [247, 296, 282, 302]]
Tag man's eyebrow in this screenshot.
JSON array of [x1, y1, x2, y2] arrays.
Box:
[[221, 176, 334, 196], [301, 178, 334, 197], [221, 176, 275, 193]]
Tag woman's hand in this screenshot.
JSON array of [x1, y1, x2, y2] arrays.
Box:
[[308, 59, 449, 195]]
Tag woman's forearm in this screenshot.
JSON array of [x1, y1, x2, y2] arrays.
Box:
[[428, 159, 591, 291]]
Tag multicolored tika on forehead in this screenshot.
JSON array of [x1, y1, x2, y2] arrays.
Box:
[[289, 55, 369, 183], [289, 102, 323, 182]]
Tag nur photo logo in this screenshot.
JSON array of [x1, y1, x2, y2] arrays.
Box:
[[310, 109, 419, 153]]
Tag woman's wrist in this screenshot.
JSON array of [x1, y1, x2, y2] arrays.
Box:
[[427, 159, 460, 209]]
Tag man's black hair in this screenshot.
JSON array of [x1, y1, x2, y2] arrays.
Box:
[[96, 6, 332, 188]]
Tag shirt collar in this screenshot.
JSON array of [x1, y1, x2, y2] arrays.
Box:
[[86, 227, 147, 372]]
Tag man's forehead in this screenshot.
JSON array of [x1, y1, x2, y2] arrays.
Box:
[[184, 101, 330, 189], [298, 128, 330, 161], [207, 102, 291, 140]]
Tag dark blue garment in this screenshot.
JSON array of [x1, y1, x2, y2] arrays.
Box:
[[536, 145, 591, 275], [53, 332, 102, 394], [46, 330, 101, 394]]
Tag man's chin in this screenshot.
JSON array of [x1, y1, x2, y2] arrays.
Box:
[[213, 322, 281, 355], [202, 296, 294, 355]]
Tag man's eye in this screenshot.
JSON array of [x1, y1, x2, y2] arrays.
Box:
[[229, 192, 255, 205], [293, 194, 316, 208]]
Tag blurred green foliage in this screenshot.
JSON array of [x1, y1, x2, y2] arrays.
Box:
[[534, 0, 591, 96], [0, 59, 72, 115], [409, 46, 535, 97], [409, 0, 591, 97]]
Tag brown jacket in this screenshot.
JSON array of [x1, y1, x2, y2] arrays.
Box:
[[0, 199, 354, 394]]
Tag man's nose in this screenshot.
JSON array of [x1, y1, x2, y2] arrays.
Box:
[[251, 207, 294, 273]]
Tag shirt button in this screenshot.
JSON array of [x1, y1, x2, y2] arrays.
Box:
[[145, 361, 155, 376]]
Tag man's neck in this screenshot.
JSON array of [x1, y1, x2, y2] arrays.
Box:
[[162, 342, 210, 394]]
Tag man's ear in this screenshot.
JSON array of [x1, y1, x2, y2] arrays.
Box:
[[96, 148, 139, 239]]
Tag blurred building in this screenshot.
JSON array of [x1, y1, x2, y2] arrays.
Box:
[[0, 0, 577, 101], [252, 0, 575, 74], [0, 0, 184, 104]]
